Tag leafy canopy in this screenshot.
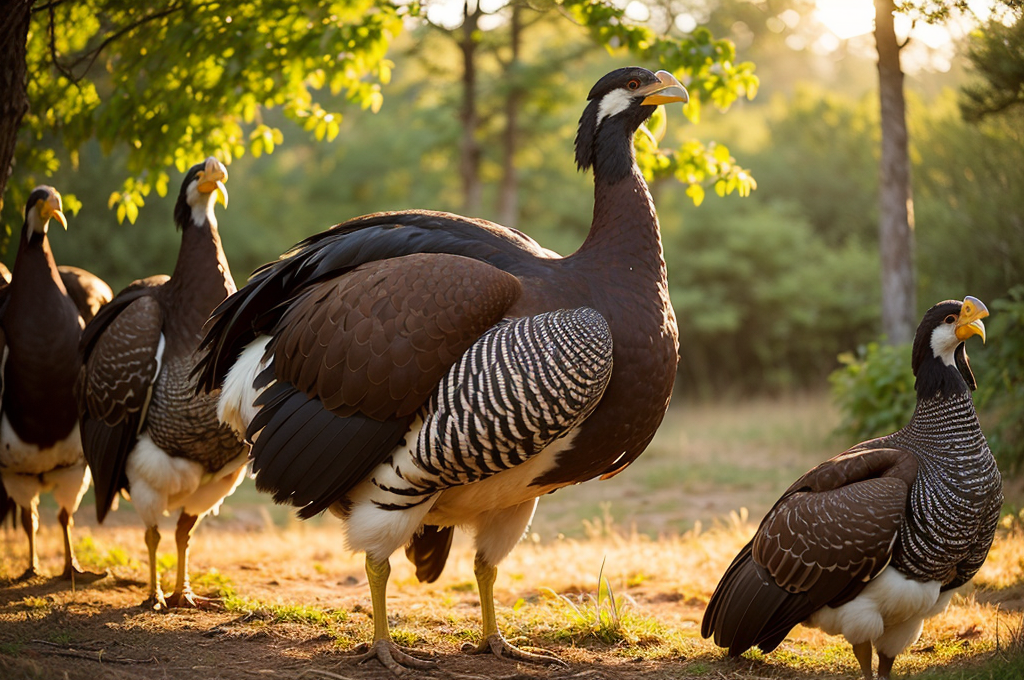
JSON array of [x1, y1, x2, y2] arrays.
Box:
[[12, 0, 757, 226], [17, 0, 406, 225]]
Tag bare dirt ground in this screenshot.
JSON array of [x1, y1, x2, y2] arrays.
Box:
[[2, 398, 1023, 680]]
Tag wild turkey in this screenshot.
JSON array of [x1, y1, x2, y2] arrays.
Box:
[[702, 297, 1001, 680], [0, 186, 109, 582], [77, 158, 249, 608], [195, 67, 687, 671]]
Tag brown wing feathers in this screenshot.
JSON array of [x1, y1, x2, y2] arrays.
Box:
[[243, 253, 521, 519], [77, 292, 164, 521], [194, 212, 545, 396], [702, 447, 919, 656]]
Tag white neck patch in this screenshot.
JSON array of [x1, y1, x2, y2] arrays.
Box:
[[187, 181, 216, 227], [596, 89, 633, 126], [929, 323, 960, 367]]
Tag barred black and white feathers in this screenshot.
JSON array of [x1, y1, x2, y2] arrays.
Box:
[[415, 308, 613, 490], [888, 392, 1001, 588]]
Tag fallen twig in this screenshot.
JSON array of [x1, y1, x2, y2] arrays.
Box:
[[27, 640, 155, 665]]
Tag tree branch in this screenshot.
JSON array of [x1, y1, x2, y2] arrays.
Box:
[[31, 0, 70, 14], [48, 4, 75, 81], [49, 2, 218, 83]]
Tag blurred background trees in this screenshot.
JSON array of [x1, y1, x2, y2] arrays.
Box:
[[2, 1, 1022, 462]]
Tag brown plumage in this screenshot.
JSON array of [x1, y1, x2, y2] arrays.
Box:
[[196, 67, 686, 672], [0, 186, 109, 582], [77, 158, 248, 609], [58, 266, 113, 324], [702, 297, 1001, 680]]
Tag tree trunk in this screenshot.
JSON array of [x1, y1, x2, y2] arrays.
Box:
[[0, 1, 33, 212], [874, 0, 916, 344], [459, 0, 482, 216], [497, 4, 522, 228]]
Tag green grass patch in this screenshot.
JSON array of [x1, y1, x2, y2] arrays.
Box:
[[223, 594, 348, 628], [390, 628, 421, 647], [910, 647, 1024, 679], [20, 597, 49, 611], [74, 536, 138, 571], [537, 557, 667, 647], [191, 568, 236, 598], [0, 642, 24, 657]]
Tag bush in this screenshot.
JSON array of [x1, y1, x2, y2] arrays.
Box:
[[973, 286, 1024, 473], [829, 341, 916, 442]]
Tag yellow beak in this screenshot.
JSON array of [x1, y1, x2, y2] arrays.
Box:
[[639, 71, 689, 106], [955, 295, 988, 343], [196, 157, 229, 207], [40, 195, 68, 230]]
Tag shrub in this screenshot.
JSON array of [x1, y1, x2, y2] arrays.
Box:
[[973, 286, 1024, 473], [829, 341, 916, 442]]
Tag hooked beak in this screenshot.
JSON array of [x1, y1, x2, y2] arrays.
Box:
[[196, 157, 229, 208], [638, 70, 689, 106], [956, 295, 989, 343], [40, 194, 67, 230]]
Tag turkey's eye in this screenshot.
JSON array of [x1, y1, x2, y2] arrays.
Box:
[[944, 315, 957, 324], [627, 79, 640, 91]]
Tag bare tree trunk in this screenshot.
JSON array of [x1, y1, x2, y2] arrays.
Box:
[[497, 3, 522, 228], [459, 0, 482, 216], [874, 0, 916, 344], [0, 1, 33, 212]]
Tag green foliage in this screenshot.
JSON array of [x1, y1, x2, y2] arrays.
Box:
[[743, 87, 879, 246], [912, 93, 1024, 305], [961, 2, 1024, 122], [8, 0, 411, 228], [664, 197, 880, 392], [973, 286, 1024, 472], [829, 341, 916, 441], [561, 0, 759, 201], [5, 0, 759, 231]]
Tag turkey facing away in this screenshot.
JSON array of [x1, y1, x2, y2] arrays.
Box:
[[77, 158, 249, 609], [0, 187, 110, 583], [701, 297, 1001, 680], [195, 67, 687, 672]]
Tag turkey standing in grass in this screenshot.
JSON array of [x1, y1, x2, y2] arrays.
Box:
[[77, 158, 249, 609], [196, 67, 687, 672], [702, 297, 1001, 680], [0, 186, 109, 583]]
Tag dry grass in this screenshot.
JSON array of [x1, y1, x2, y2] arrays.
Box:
[[2, 396, 1023, 679]]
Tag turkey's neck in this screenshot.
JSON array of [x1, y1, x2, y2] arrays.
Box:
[[166, 209, 236, 339]]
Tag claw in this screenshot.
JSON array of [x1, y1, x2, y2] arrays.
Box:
[[463, 632, 567, 667], [345, 638, 435, 675], [15, 566, 40, 582], [60, 565, 108, 584], [165, 588, 222, 610], [141, 589, 167, 611]]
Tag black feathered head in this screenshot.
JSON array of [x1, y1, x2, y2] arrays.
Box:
[[575, 67, 688, 182], [23, 185, 67, 242], [174, 156, 229, 230], [911, 296, 988, 398]]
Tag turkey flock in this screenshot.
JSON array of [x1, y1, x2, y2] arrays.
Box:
[[0, 67, 1002, 680]]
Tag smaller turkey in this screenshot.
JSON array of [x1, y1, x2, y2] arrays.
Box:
[[702, 297, 1001, 680], [0, 187, 110, 582], [78, 158, 249, 609]]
